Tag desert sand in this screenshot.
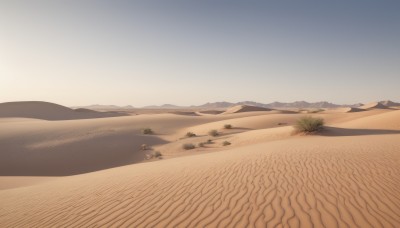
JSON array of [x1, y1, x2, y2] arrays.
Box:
[[0, 101, 399, 227]]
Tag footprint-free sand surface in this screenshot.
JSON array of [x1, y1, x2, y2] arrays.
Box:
[[0, 102, 399, 227]]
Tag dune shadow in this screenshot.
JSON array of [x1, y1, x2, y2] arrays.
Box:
[[0, 132, 168, 176], [230, 127, 252, 130], [321, 127, 400, 137]]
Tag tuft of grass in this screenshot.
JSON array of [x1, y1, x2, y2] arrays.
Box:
[[142, 128, 153, 135], [182, 143, 196, 150], [207, 139, 213, 144], [222, 141, 231, 146], [198, 142, 205, 147], [186, 132, 197, 137], [208, 129, 219, 137], [294, 116, 324, 133], [224, 124, 232, 129], [153, 151, 162, 158]]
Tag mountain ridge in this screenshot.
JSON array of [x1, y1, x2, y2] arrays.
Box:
[[72, 100, 396, 110]]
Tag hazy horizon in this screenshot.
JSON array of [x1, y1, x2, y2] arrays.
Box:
[[1, 1, 400, 106]]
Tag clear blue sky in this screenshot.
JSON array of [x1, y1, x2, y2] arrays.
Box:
[[1, 0, 399, 106]]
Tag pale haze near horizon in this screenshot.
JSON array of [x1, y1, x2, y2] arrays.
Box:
[[1, 1, 399, 107]]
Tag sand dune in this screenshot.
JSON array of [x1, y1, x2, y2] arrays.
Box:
[[169, 111, 200, 116], [1, 105, 399, 227], [0, 101, 127, 120], [1, 108, 395, 176], [334, 110, 400, 130], [380, 100, 400, 107], [0, 111, 287, 176], [325, 107, 365, 113], [199, 110, 225, 115], [359, 102, 388, 110], [1, 133, 399, 227], [223, 105, 273, 114], [0, 114, 207, 176]]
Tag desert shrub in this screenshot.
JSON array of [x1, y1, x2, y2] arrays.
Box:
[[224, 124, 232, 129], [198, 142, 205, 147], [141, 144, 149, 150], [186, 132, 197, 137], [182, 143, 196, 150], [207, 139, 213, 144], [208, 129, 219, 137], [142, 128, 153, 134], [294, 116, 324, 133], [153, 151, 162, 158], [222, 141, 231, 146]]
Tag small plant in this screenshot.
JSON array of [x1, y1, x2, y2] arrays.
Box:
[[207, 139, 213, 144], [208, 129, 219, 137], [141, 144, 149, 150], [142, 128, 153, 135], [222, 141, 231, 146], [182, 143, 196, 150], [294, 116, 324, 133], [224, 124, 233, 129], [198, 142, 205, 147], [153, 151, 162, 158], [186, 132, 197, 137]]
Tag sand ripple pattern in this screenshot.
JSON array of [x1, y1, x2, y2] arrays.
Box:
[[1, 135, 400, 227]]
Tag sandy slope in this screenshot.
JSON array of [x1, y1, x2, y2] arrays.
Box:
[[223, 105, 273, 114], [0, 111, 283, 176], [0, 176, 57, 190], [0, 108, 394, 176], [1, 133, 399, 227], [1, 106, 400, 227]]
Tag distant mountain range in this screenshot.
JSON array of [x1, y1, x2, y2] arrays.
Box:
[[72, 100, 399, 111]]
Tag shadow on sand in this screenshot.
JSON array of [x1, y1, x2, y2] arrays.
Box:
[[321, 126, 400, 137], [0, 132, 168, 176]]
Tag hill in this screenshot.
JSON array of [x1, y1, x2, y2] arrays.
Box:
[[0, 101, 127, 120]]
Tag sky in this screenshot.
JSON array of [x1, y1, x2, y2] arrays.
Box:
[[1, 0, 399, 107]]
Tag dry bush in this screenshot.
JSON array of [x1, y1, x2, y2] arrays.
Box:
[[294, 116, 324, 133], [142, 128, 153, 134], [186, 132, 197, 137], [182, 143, 196, 150], [208, 129, 219, 137], [224, 124, 232, 129]]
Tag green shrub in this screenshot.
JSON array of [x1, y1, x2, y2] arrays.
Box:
[[224, 124, 232, 129], [142, 128, 153, 135], [182, 143, 195, 150], [222, 141, 231, 146], [186, 132, 197, 137], [208, 129, 219, 137], [295, 116, 324, 133]]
